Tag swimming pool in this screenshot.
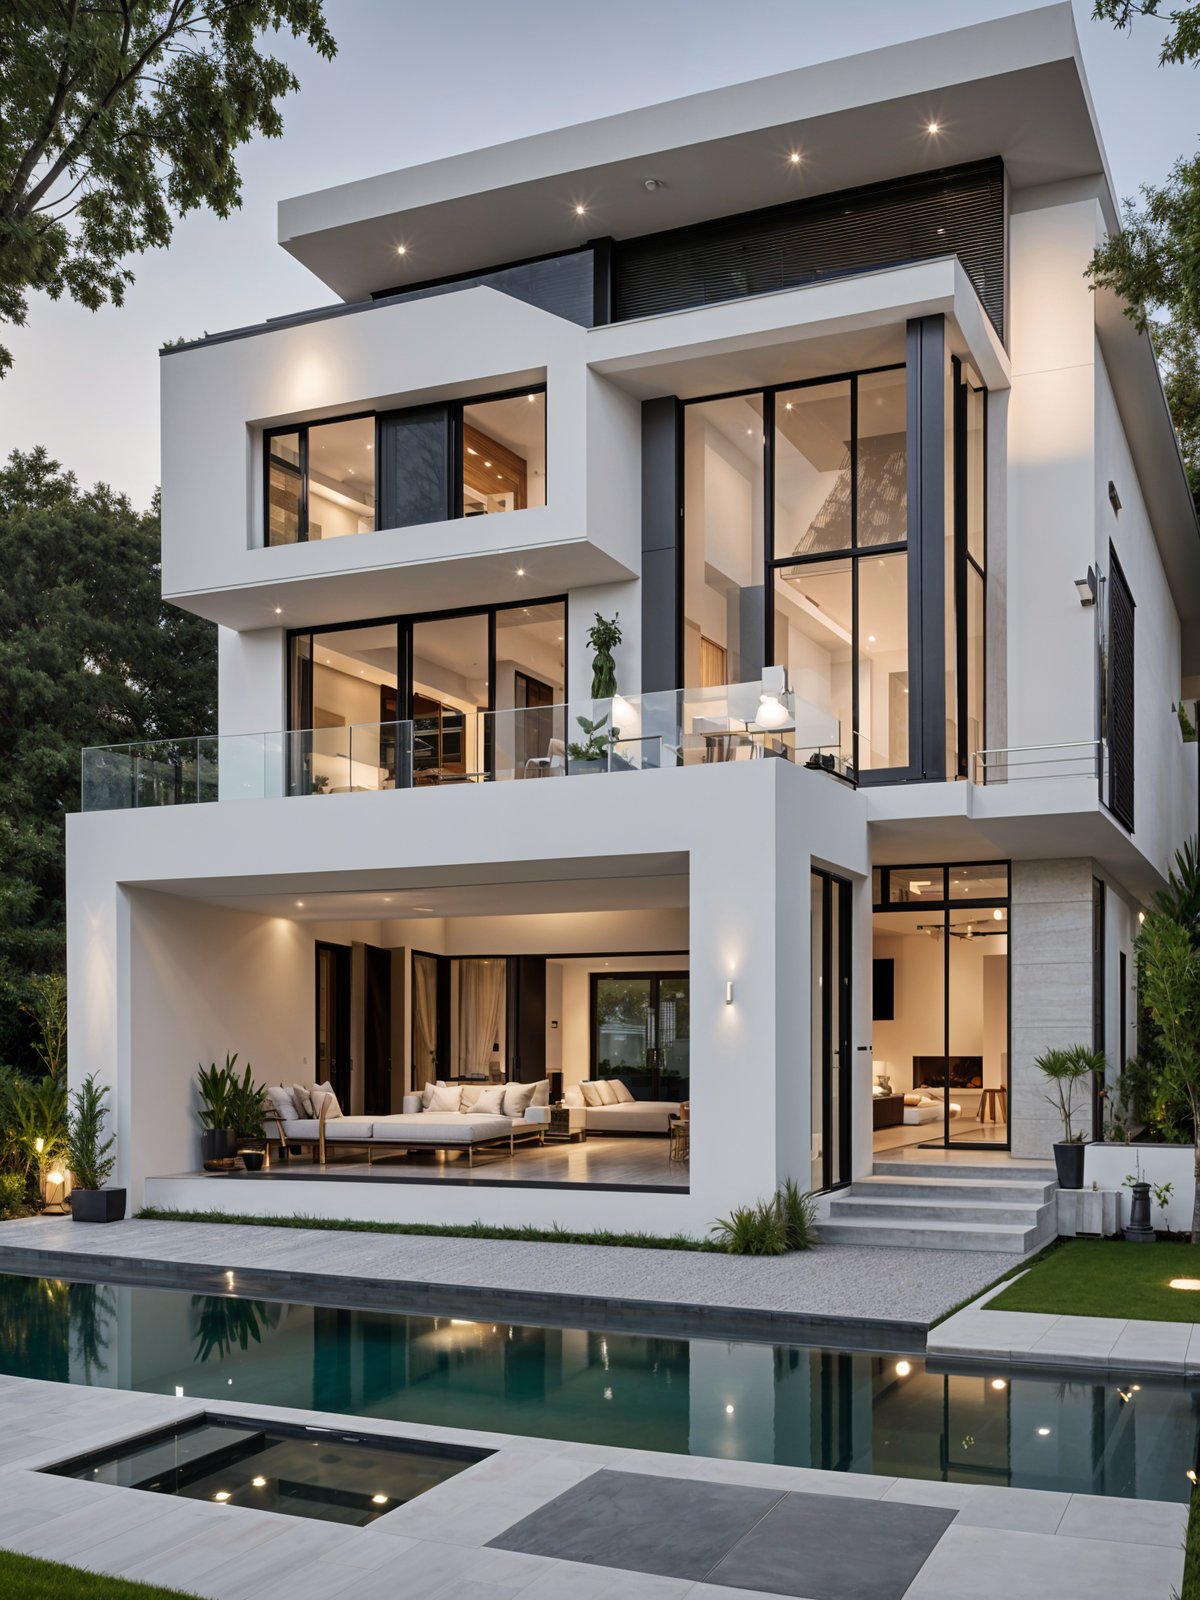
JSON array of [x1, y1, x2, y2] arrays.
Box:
[[1, 1271, 1195, 1502]]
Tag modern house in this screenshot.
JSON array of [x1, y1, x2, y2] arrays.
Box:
[[67, 4, 1199, 1246]]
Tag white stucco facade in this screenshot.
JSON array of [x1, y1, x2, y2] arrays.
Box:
[[67, 5, 1199, 1225]]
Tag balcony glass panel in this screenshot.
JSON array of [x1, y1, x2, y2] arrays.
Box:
[[859, 550, 909, 771], [773, 561, 853, 770], [412, 613, 488, 784]]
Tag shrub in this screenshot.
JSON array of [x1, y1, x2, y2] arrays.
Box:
[[0, 1172, 26, 1218], [712, 1180, 819, 1255], [66, 1074, 115, 1192]]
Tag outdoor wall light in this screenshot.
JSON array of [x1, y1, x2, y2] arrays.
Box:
[[725, 981, 734, 1006], [991, 1379, 1007, 1391], [895, 1361, 912, 1377], [1074, 568, 1098, 607]]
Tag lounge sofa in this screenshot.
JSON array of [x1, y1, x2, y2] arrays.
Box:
[[264, 1079, 549, 1167], [562, 1078, 681, 1135]]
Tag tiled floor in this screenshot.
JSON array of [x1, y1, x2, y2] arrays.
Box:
[[0, 1378, 1184, 1600]]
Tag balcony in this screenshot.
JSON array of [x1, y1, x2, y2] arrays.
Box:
[[80, 683, 844, 812]]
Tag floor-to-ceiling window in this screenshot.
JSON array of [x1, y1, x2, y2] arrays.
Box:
[[811, 870, 852, 1191], [287, 598, 566, 793], [871, 864, 1009, 1151]]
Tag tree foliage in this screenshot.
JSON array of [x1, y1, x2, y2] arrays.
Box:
[[1135, 909, 1200, 1240], [1087, 2, 1200, 513], [0, 0, 336, 373], [0, 447, 216, 1069]]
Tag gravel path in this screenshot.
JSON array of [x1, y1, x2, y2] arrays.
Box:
[[0, 1216, 1011, 1331]]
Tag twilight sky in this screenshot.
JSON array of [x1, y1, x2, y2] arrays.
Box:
[[2, 0, 1196, 505]]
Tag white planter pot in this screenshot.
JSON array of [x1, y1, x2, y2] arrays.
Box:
[[1056, 1188, 1121, 1237]]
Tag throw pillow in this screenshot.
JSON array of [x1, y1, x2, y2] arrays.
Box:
[[266, 1086, 298, 1123], [561, 1085, 585, 1108], [420, 1081, 440, 1110], [315, 1081, 343, 1119], [580, 1081, 603, 1107], [502, 1081, 537, 1118], [427, 1084, 463, 1113], [594, 1080, 619, 1106], [469, 1085, 507, 1115], [291, 1084, 315, 1117], [611, 1080, 635, 1104], [903, 1093, 922, 1107], [530, 1078, 550, 1107]]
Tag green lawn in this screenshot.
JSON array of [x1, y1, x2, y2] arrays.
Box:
[[987, 1237, 1200, 1322], [0, 1551, 198, 1599]]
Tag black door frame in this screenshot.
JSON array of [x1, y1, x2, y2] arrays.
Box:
[[812, 869, 853, 1193], [589, 969, 691, 1100], [314, 941, 352, 1108]]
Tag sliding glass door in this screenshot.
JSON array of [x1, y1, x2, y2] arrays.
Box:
[[591, 973, 690, 1101]]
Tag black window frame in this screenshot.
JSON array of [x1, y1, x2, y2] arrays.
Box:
[[262, 383, 547, 548], [589, 968, 691, 1101], [1106, 543, 1136, 832], [951, 357, 988, 780]]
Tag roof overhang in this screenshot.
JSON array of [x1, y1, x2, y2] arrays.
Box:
[[279, 3, 1114, 304]]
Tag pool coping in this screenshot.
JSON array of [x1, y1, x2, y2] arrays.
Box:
[[927, 1272, 1200, 1378], [0, 1243, 927, 1350]]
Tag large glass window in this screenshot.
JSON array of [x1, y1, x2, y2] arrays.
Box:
[[771, 367, 908, 776], [682, 394, 764, 688], [266, 416, 375, 545], [411, 614, 489, 784], [264, 388, 545, 546], [592, 972, 690, 1101]]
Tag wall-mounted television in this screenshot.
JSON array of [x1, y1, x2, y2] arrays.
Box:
[[872, 958, 895, 1021]]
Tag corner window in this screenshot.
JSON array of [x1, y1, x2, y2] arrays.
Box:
[[263, 388, 545, 547]]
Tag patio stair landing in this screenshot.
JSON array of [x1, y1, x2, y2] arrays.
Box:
[[819, 1158, 1059, 1254]]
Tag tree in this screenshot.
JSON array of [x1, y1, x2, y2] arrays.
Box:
[[1135, 910, 1200, 1242], [1086, 2, 1200, 513], [0, 447, 216, 1070], [0, 1, 335, 375]]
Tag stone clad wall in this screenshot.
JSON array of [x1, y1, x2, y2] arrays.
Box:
[[1010, 859, 1095, 1159]]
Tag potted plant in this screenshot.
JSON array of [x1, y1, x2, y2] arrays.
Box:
[[586, 612, 621, 699], [567, 712, 618, 775], [227, 1061, 268, 1171], [67, 1073, 124, 1223], [196, 1056, 237, 1168], [1035, 1044, 1105, 1189]]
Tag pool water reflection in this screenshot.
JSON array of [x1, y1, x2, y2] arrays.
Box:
[[1, 1273, 1196, 1502]]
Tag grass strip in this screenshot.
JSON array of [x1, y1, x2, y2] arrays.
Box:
[[0, 1551, 198, 1599], [986, 1236, 1200, 1323], [138, 1205, 717, 1251]]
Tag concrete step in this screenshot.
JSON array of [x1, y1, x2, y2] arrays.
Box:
[[830, 1194, 1047, 1226], [818, 1216, 1047, 1253], [850, 1175, 1058, 1204], [872, 1158, 1058, 1185]]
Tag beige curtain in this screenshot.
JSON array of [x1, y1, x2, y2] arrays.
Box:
[[459, 959, 505, 1080], [413, 955, 438, 1084]]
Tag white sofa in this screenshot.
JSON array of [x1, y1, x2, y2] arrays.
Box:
[[265, 1079, 550, 1167], [562, 1079, 681, 1135], [902, 1093, 961, 1125]]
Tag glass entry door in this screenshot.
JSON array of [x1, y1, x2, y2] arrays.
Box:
[[592, 973, 690, 1100], [811, 871, 852, 1191]]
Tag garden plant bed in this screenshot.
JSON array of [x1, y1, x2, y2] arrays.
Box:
[[987, 1237, 1200, 1322]]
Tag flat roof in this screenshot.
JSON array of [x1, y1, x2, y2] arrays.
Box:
[[279, 4, 1114, 303]]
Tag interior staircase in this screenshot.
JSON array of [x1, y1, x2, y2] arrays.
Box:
[[818, 1156, 1059, 1254]]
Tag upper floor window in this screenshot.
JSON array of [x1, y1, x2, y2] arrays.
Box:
[[264, 387, 545, 547]]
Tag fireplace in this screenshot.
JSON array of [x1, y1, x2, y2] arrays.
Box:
[[913, 1055, 983, 1090]]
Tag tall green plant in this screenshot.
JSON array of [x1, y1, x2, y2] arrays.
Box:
[[227, 1062, 266, 1140], [1135, 910, 1200, 1242], [195, 1055, 237, 1131], [586, 613, 622, 699], [66, 1073, 115, 1193], [1034, 1045, 1106, 1144], [22, 975, 66, 1078]]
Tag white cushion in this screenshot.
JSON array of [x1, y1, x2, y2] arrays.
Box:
[[420, 1081, 441, 1110], [291, 1084, 315, 1117], [531, 1078, 550, 1107], [314, 1082, 343, 1120], [460, 1083, 484, 1108], [611, 1080, 635, 1104], [471, 1085, 507, 1115], [580, 1082, 603, 1107], [594, 1080, 619, 1106], [266, 1086, 298, 1122], [427, 1083, 462, 1113], [562, 1085, 585, 1108], [502, 1081, 537, 1117]]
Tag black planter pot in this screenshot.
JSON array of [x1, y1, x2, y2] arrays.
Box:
[[1053, 1141, 1086, 1190], [71, 1187, 127, 1223], [240, 1151, 265, 1173], [201, 1129, 236, 1167]]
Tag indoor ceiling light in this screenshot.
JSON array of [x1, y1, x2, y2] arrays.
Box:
[[644, 177, 663, 191], [396, 244, 407, 256], [927, 120, 941, 134], [574, 203, 586, 216], [252, 1476, 267, 1488], [993, 908, 1004, 921], [274, 606, 282, 614], [517, 567, 525, 576], [789, 151, 802, 165]]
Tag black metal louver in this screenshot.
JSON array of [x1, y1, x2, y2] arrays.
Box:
[[1107, 549, 1135, 831], [612, 158, 1005, 336]]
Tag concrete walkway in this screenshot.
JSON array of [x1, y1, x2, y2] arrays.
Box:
[[929, 1276, 1200, 1376], [0, 1215, 1015, 1335], [0, 1376, 1184, 1600]]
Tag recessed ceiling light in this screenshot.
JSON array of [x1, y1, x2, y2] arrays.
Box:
[[214, 1490, 231, 1502], [252, 1476, 267, 1488], [1036, 1427, 1051, 1436], [725, 1403, 735, 1415], [397, 244, 407, 256], [927, 121, 941, 134], [867, 635, 876, 644], [789, 151, 802, 165], [574, 204, 586, 216], [991, 1379, 1006, 1391], [296, 901, 304, 908], [517, 567, 525, 576], [372, 1494, 388, 1505], [527, 394, 536, 402], [895, 1361, 912, 1377], [274, 606, 282, 614]]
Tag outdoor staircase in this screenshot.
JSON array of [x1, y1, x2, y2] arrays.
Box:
[[819, 1157, 1059, 1254]]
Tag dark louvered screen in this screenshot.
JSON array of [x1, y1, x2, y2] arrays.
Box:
[[612, 159, 1005, 336], [1108, 549, 1135, 831], [372, 249, 595, 327]]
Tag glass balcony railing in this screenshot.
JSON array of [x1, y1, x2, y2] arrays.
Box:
[[80, 684, 843, 811]]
